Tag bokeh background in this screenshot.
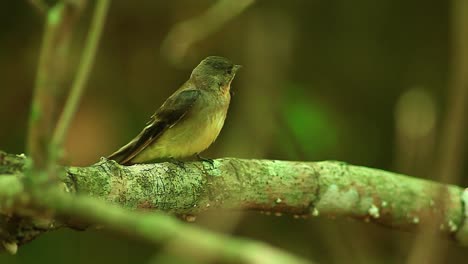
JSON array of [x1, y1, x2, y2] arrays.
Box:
[[1, 0, 467, 263]]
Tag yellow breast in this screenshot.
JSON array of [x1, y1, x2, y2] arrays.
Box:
[[132, 92, 229, 162]]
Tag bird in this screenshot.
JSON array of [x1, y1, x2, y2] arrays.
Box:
[[107, 56, 241, 165]]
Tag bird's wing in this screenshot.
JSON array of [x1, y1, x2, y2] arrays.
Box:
[[107, 88, 201, 165]]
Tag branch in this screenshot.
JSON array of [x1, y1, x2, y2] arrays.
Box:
[[29, 0, 48, 14], [52, 0, 110, 155], [407, 3, 468, 262], [0, 154, 310, 263], [161, 0, 255, 65], [27, 1, 84, 170], [1, 151, 467, 247], [36, 189, 310, 264]]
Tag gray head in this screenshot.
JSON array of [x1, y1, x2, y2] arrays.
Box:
[[190, 56, 241, 90]]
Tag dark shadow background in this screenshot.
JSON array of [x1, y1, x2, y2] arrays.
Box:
[[0, 0, 467, 263]]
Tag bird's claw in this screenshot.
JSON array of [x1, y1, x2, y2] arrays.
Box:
[[169, 158, 187, 171], [197, 154, 215, 168]]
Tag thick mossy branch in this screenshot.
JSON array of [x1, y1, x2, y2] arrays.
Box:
[[0, 152, 311, 263], [67, 158, 319, 215], [1, 151, 467, 246]]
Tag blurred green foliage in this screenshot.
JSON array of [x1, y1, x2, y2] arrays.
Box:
[[280, 84, 338, 158]]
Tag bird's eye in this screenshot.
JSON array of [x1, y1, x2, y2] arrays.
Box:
[[227, 69, 232, 74]]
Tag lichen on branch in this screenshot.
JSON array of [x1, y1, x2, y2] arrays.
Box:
[[1, 151, 467, 247]]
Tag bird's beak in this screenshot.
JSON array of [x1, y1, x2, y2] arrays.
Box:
[[233, 64, 242, 74]]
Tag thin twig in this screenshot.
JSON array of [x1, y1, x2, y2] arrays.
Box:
[[29, 0, 48, 14], [161, 0, 255, 65], [51, 0, 110, 162], [33, 189, 311, 264], [407, 1, 468, 263], [27, 2, 82, 171]]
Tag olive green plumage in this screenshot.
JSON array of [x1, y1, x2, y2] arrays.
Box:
[[108, 56, 241, 165]]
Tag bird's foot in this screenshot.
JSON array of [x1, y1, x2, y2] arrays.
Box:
[[197, 154, 215, 168], [169, 158, 187, 171]]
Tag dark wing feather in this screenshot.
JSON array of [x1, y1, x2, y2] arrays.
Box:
[[107, 89, 201, 165]]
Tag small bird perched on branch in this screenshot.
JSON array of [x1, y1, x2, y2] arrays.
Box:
[[108, 56, 241, 165]]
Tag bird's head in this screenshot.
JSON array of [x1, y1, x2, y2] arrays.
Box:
[[190, 56, 241, 92]]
